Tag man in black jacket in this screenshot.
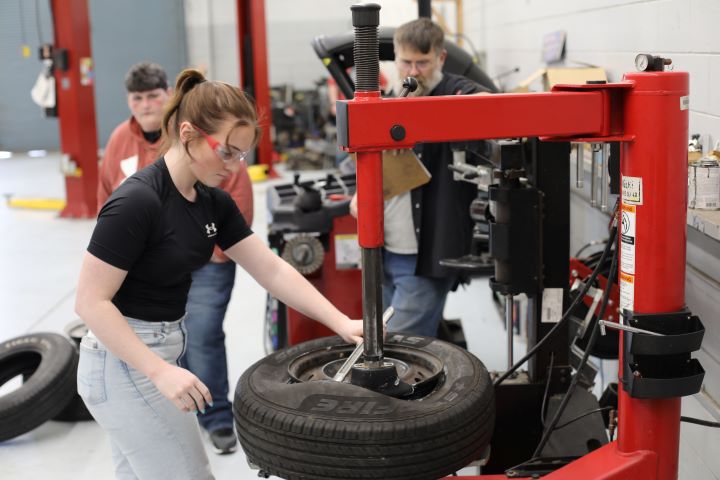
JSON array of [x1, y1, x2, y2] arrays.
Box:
[[352, 18, 489, 337]]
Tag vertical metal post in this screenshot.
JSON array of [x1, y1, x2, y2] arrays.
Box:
[[351, 3, 384, 364], [418, 0, 432, 18], [590, 143, 601, 207], [505, 294, 514, 369], [361, 248, 384, 363], [600, 143, 610, 212], [575, 143, 584, 188]]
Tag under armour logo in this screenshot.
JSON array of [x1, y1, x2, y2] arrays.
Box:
[[205, 223, 217, 237]]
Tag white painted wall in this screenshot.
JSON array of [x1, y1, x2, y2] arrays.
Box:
[[184, 0, 240, 84], [464, 0, 720, 139], [184, 0, 462, 89], [462, 1, 720, 478]]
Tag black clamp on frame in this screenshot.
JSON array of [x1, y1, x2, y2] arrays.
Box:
[[488, 142, 543, 296], [621, 309, 705, 399]]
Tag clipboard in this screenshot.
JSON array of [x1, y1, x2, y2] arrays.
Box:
[[352, 150, 431, 200]]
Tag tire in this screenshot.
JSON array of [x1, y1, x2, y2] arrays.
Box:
[[0, 333, 78, 441], [52, 322, 94, 422], [52, 390, 94, 422], [234, 334, 495, 480], [63, 318, 88, 347]]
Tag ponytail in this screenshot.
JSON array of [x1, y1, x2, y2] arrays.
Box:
[[159, 68, 260, 156], [161, 69, 206, 143]]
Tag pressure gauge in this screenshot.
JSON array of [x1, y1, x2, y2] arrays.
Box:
[[634, 53, 671, 72], [635, 54, 651, 72]]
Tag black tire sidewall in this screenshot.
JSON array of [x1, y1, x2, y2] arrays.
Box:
[[0, 333, 78, 440], [235, 334, 495, 480]]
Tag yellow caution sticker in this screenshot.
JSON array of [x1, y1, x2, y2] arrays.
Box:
[[619, 272, 635, 312]]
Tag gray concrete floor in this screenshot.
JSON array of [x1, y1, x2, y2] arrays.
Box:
[[0, 153, 515, 479]]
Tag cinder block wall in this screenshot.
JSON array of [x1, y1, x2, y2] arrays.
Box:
[[465, 0, 720, 136], [464, 2, 720, 479], [184, 0, 455, 89]]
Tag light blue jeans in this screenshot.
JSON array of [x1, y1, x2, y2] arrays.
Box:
[[181, 261, 236, 432], [77, 317, 214, 480], [382, 250, 455, 337]]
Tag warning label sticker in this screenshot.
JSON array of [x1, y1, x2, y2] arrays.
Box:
[[335, 234, 360, 270], [620, 204, 636, 275], [541, 288, 563, 324], [622, 176, 643, 205], [680, 95, 689, 111], [619, 272, 635, 313]]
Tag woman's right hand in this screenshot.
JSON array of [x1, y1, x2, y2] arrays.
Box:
[[349, 193, 358, 218], [150, 363, 213, 413]]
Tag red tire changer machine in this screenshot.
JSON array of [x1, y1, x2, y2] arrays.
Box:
[[340, 4, 705, 479], [265, 173, 363, 351]]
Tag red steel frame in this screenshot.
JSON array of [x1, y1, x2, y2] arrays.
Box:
[[236, 0, 276, 177], [286, 214, 363, 345], [52, 0, 99, 218], [342, 70, 688, 479]]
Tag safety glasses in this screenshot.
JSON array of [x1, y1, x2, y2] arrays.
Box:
[[193, 125, 249, 164]]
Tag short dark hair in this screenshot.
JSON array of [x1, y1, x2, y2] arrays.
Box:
[[124, 62, 168, 93], [394, 18, 444, 55]]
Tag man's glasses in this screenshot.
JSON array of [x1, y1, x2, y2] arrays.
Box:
[[395, 59, 433, 72], [193, 126, 249, 164]]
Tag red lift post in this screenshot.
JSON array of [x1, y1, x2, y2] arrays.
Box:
[[341, 20, 689, 480], [52, 0, 99, 218], [236, 0, 276, 177]]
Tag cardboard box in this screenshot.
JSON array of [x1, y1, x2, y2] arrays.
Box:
[[512, 67, 607, 93], [544, 67, 607, 90], [689, 151, 703, 163]]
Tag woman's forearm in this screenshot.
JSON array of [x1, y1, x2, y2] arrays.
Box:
[[263, 257, 350, 330], [77, 300, 168, 379]]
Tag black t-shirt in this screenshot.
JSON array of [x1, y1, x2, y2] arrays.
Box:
[[88, 158, 252, 322]]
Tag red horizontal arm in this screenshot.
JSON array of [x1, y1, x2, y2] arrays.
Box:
[[338, 90, 617, 151]]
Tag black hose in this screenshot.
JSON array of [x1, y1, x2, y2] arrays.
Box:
[[540, 352, 554, 428], [681, 416, 720, 428], [532, 234, 619, 457], [494, 223, 618, 387], [554, 407, 614, 430]]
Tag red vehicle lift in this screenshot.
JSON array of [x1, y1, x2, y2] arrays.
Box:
[[236, 0, 276, 177], [341, 4, 703, 479], [52, 0, 275, 218], [51, 0, 99, 218]]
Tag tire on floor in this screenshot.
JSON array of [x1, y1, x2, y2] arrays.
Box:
[[234, 334, 495, 480], [63, 318, 88, 348], [52, 320, 94, 422], [0, 333, 78, 440]]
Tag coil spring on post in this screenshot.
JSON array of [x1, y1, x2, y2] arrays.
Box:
[[351, 3, 380, 93], [354, 26, 379, 92]]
